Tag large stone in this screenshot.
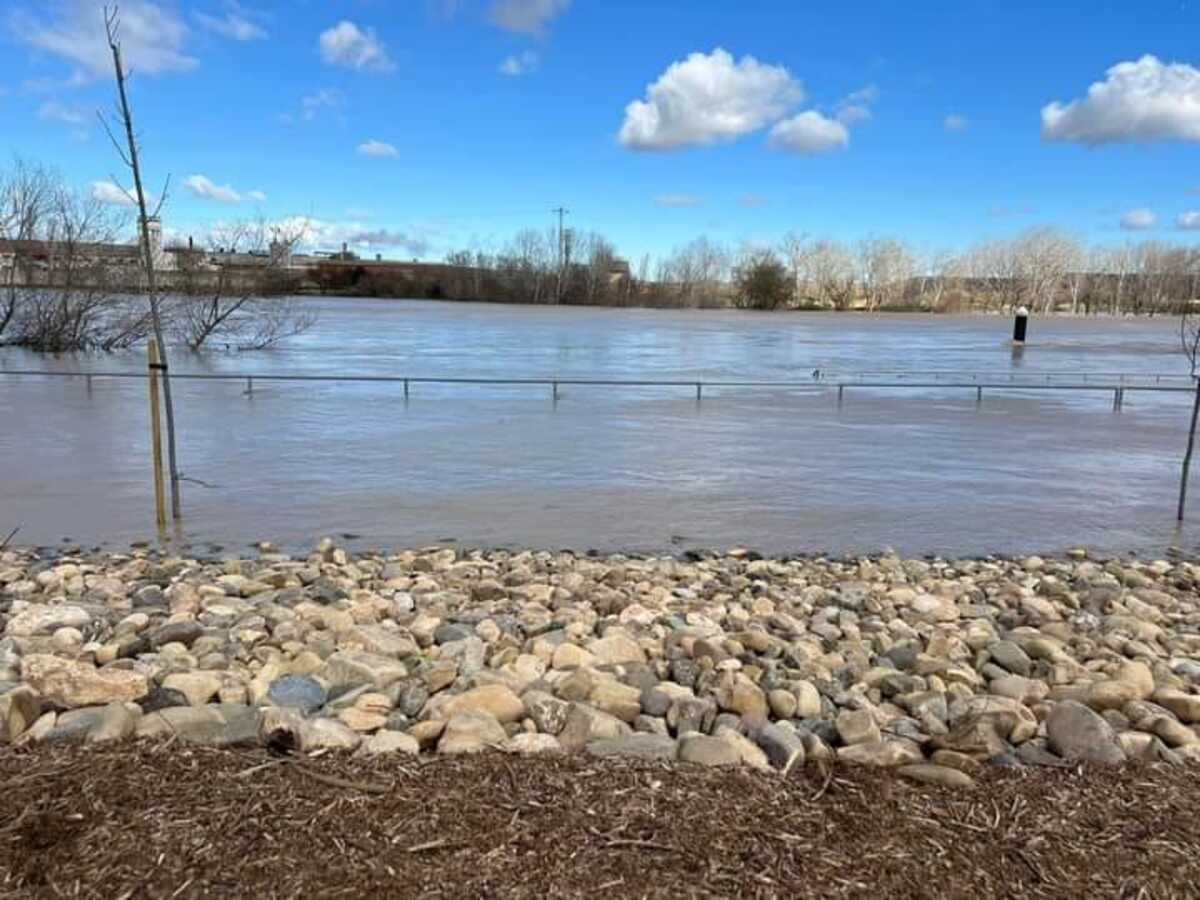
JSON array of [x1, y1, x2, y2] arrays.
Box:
[[897, 764, 975, 789], [1152, 689, 1200, 724], [755, 723, 806, 770], [551, 643, 598, 670], [1116, 660, 1155, 700], [1046, 700, 1127, 765], [137, 704, 262, 747], [300, 717, 362, 752], [86, 702, 139, 743], [265, 675, 327, 714], [437, 711, 507, 754], [836, 709, 880, 746], [588, 681, 642, 723], [503, 733, 563, 755], [714, 728, 771, 770], [359, 730, 420, 756], [586, 734, 677, 760], [715, 675, 768, 718], [0, 685, 42, 743], [793, 681, 822, 719], [558, 703, 632, 752], [1144, 715, 1198, 748], [22, 655, 147, 709], [837, 739, 924, 767], [320, 651, 407, 691], [162, 672, 223, 707], [678, 733, 742, 766], [587, 634, 645, 665], [1085, 680, 1142, 712], [434, 685, 525, 724], [6, 605, 93, 637], [522, 690, 570, 735]]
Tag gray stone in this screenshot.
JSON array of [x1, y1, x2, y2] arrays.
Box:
[[148, 621, 204, 649], [437, 711, 507, 754], [988, 641, 1032, 677], [1046, 700, 1127, 765], [86, 702, 138, 743], [522, 689, 570, 735], [639, 687, 672, 717], [434, 623, 474, 644], [586, 734, 678, 760], [678, 733, 741, 766], [137, 686, 189, 713], [558, 703, 632, 752], [265, 675, 327, 714], [755, 723, 806, 770]]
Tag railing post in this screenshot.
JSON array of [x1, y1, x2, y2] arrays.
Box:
[[696, 383, 702, 402], [1113, 388, 1123, 411], [86, 374, 93, 396], [553, 381, 559, 402], [404, 379, 409, 401], [837, 384, 844, 407], [976, 386, 983, 404], [246, 376, 253, 395]]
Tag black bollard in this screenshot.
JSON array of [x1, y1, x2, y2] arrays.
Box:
[[1012, 306, 1029, 344]]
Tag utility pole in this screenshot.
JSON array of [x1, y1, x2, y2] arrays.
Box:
[[552, 206, 569, 304], [552, 206, 569, 268]]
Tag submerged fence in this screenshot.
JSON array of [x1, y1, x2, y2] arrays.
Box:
[[0, 367, 1193, 411]]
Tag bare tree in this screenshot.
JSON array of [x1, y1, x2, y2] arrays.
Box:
[[805, 240, 857, 310], [1179, 309, 1200, 520], [102, 5, 181, 519], [857, 236, 915, 311], [1, 168, 143, 352], [172, 219, 313, 349]]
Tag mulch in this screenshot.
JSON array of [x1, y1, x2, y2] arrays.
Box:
[[1, 745, 1198, 899]]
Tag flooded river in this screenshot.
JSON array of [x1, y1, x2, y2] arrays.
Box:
[[0, 299, 1195, 557]]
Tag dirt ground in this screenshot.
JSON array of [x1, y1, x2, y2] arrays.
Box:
[[1, 745, 1198, 899]]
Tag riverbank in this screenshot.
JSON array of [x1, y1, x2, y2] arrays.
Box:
[[3, 541, 1199, 766]]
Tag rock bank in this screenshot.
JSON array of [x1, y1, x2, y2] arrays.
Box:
[[4, 541, 1200, 781]]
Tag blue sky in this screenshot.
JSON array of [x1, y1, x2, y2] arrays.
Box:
[[1, 0, 1198, 261]]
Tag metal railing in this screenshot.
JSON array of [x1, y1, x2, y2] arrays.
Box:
[[0, 367, 1193, 410]]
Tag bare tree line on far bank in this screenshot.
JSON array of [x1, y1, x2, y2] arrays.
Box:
[[344, 226, 1198, 316], [0, 160, 313, 354]]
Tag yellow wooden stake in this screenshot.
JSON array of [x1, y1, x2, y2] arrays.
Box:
[[148, 338, 167, 532]]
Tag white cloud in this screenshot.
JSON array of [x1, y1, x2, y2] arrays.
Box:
[[184, 174, 242, 203], [1120, 208, 1157, 230], [246, 190, 267, 202], [195, 2, 267, 41], [488, 0, 570, 36], [1042, 55, 1200, 144], [90, 181, 137, 207], [618, 48, 803, 150], [298, 88, 342, 122], [843, 84, 879, 105], [1179, 211, 1200, 230], [267, 216, 432, 257], [500, 50, 539, 76], [944, 113, 968, 132], [319, 20, 395, 73], [11, 0, 197, 80], [37, 100, 87, 125], [768, 110, 849, 154], [836, 104, 871, 125], [654, 194, 702, 208], [357, 139, 398, 157]]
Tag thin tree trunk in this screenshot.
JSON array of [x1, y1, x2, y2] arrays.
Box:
[[106, 17, 182, 519], [1178, 379, 1200, 521]]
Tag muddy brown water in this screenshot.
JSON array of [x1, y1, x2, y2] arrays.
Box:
[[0, 299, 1195, 557]]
